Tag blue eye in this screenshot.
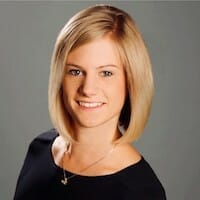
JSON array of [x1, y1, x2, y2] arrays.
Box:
[[68, 69, 82, 76], [101, 71, 113, 77]]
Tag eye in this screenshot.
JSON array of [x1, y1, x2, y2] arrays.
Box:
[[68, 69, 82, 76], [101, 71, 113, 77]]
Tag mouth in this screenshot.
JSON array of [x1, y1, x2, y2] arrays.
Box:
[[77, 101, 104, 108]]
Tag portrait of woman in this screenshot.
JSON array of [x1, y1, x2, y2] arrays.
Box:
[[13, 4, 166, 199]]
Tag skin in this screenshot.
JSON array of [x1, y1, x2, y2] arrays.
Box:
[[63, 35, 126, 139], [52, 35, 141, 176]]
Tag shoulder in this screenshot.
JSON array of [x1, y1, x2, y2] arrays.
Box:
[[24, 128, 58, 160], [115, 144, 161, 184], [127, 157, 162, 184], [31, 128, 58, 143], [15, 129, 58, 180], [112, 143, 141, 171], [118, 156, 166, 199], [114, 144, 166, 198], [29, 128, 58, 150]]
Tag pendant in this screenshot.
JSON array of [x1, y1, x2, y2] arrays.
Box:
[[61, 177, 68, 185]]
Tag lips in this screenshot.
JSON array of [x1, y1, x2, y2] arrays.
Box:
[[78, 101, 104, 108]]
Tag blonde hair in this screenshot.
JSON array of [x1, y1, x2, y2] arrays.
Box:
[[48, 5, 154, 143]]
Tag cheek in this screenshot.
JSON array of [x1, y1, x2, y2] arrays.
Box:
[[118, 77, 127, 106], [62, 81, 74, 107], [108, 78, 126, 104], [62, 79, 78, 96], [117, 76, 127, 95], [61, 87, 69, 109]]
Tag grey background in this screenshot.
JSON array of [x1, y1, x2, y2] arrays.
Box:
[[0, 1, 200, 200]]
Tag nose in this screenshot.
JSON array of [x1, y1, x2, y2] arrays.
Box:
[[79, 73, 97, 97]]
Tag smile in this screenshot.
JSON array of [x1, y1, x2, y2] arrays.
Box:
[[78, 101, 104, 108]]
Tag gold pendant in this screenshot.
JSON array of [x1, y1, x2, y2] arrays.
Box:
[[61, 177, 68, 185]]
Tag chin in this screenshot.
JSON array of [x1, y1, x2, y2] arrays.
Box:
[[76, 116, 118, 129], [78, 121, 104, 129]]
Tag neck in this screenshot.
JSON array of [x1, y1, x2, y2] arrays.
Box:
[[67, 123, 121, 163]]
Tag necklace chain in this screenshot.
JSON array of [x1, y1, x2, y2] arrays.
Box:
[[61, 144, 116, 185]]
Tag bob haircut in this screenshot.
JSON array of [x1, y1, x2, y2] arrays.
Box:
[[48, 4, 154, 144]]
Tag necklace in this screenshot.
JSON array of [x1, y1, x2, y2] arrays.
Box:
[[61, 143, 116, 185]]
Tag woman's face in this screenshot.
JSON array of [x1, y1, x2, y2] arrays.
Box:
[[62, 36, 126, 130]]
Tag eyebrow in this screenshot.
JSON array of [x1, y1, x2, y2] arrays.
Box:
[[65, 63, 119, 69]]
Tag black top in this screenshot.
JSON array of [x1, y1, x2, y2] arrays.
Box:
[[14, 129, 166, 200]]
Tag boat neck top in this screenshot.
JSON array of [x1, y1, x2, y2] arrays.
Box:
[[14, 129, 166, 200]]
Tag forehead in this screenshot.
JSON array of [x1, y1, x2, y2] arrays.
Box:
[[66, 36, 122, 68]]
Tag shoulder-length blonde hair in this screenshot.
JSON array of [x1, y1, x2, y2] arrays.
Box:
[[48, 5, 154, 144]]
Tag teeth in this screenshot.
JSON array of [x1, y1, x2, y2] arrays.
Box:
[[79, 101, 103, 108]]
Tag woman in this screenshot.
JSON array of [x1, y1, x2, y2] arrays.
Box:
[[14, 5, 166, 199]]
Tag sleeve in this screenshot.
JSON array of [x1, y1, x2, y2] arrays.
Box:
[[118, 157, 167, 200], [13, 129, 58, 200], [137, 159, 167, 200]]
